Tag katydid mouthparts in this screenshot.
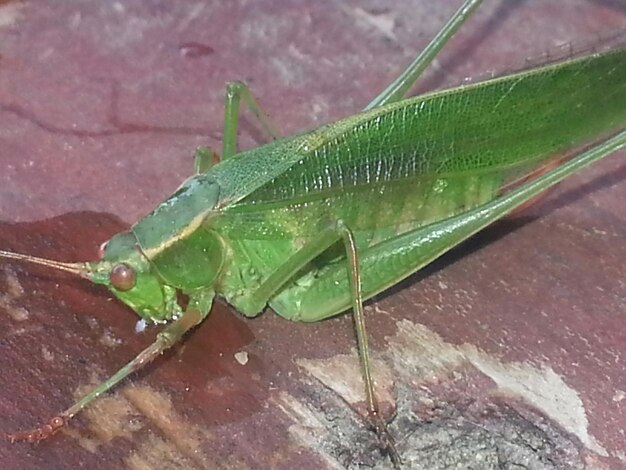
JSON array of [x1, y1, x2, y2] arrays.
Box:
[[1, 0, 625, 466]]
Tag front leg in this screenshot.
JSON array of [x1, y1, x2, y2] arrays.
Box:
[[193, 81, 281, 174], [231, 222, 400, 466], [8, 290, 215, 443], [222, 80, 281, 159]]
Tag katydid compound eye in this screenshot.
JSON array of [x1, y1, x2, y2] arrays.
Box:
[[109, 263, 136, 291]]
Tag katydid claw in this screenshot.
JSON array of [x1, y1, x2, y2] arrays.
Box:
[[7, 415, 67, 444], [368, 413, 402, 468]]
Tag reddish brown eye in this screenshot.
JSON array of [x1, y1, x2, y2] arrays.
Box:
[[109, 263, 136, 291]]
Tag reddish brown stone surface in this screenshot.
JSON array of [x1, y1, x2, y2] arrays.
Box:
[[0, 1, 624, 469]]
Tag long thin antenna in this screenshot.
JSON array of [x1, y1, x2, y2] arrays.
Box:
[[0, 250, 92, 279]]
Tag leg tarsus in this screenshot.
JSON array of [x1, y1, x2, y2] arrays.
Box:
[[7, 416, 66, 444], [368, 411, 402, 468]]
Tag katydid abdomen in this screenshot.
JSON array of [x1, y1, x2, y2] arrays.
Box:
[[210, 49, 626, 319]]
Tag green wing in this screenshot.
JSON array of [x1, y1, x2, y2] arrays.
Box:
[[218, 50, 626, 241]]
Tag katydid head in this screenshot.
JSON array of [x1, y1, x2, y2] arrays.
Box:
[[0, 231, 181, 324], [95, 231, 181, 323]]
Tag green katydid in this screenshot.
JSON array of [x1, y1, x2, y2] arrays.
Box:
[[1, 0, 625, 466]]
